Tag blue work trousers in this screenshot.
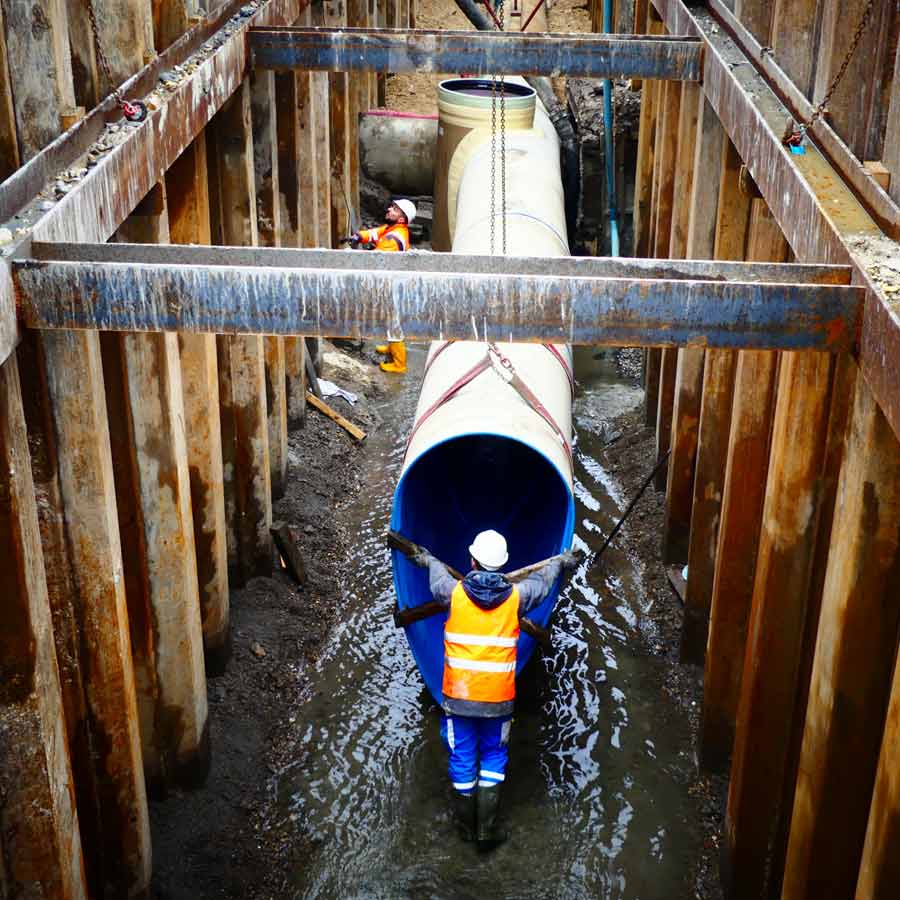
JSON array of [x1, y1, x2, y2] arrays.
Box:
[[440, 714, 512, 796]]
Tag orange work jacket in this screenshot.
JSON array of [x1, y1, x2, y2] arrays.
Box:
[[357, 223, 410, 251], [442, 582, 520, 705]]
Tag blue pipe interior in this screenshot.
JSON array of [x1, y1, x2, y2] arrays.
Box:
[[390, 432, 575, 705]]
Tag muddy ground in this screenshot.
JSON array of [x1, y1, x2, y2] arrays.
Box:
[[150, 344, 726, 900]]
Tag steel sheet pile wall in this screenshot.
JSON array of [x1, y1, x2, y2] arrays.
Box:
[[625, 0, 900, 898], [0, 0, 407, 895]]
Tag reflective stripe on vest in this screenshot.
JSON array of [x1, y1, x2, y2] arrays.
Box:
[[360, 223, 409, 251], [442, 581, 520, 704]]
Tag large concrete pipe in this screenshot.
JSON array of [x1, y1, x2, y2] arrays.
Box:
[[391, 77, 574, 705], [358, 111, 438, 197]]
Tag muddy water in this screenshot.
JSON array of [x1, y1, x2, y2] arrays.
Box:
[[278, 346, 704, 899]]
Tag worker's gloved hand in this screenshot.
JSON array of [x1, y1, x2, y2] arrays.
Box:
[[558, 550, 580, 573], [410, 550, 432, 568]]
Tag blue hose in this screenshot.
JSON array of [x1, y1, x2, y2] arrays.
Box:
[[603, 0, 620, 257]]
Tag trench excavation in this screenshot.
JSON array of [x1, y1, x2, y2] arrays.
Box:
[[3, 0, 900, 899]]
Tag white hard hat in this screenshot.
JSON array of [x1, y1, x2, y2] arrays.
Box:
[[469, 529, 509, 571], [394, 198, 417, 224]]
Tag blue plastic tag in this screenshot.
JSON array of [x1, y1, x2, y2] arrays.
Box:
[[790, 144, 807, 155]]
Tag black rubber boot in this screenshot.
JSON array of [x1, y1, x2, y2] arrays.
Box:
[[476, 784, 508, 851], [452, 790, 476, 842]]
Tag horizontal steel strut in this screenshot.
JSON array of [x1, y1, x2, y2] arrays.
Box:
[[248, 27, 704, 80], [13, 243, 862, 351]]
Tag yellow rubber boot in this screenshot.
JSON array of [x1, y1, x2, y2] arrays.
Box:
[[380, 341, 407, 373], [375, 344, 390, 354]]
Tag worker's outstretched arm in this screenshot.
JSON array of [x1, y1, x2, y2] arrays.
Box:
[[409, 550, 457, 607], [516, 551, 578, 613]]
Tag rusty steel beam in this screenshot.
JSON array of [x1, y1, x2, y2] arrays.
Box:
[[25, 240, 855, 284], [651, 0, 900, 444], [13, 247, 862, 351], [249, 26, 704, 80]]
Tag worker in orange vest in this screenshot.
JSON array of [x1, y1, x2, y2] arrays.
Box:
[[410, 530, 577, 850], [351, 199, 416, 373]]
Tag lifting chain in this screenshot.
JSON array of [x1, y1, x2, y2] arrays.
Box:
[[785, 0, 875, 151], [82, 0, 148, 122], [489, 0, 508, 256]]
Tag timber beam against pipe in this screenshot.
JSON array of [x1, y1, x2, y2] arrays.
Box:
[[249, 27, 704, 80], [13, 243, 861, 351]]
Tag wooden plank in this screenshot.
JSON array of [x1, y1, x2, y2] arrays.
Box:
[[90, 0, 155, 91], [733, 0, 774, 46], [65, 0, 101, 109], [296, 68, 319, 249], [274, 70, 302, 247], [311, 64, 333, 246], [249, 27, 706, 80], [323, 4, 352, 244], [631, 73, 658, 258], [856, 505, 900, 896], [663, 94, 725, 565], [17, 324, 150, 895], [2, 0, 75, 160], [104, 184, 209, 792], [654, 348, 677, 490], [0, 354, 88, 900], [0, 4, 20, 181], [251, 70, 289, 501], [347, 0, 367, 215], [812, 0, 893, 160], [651, 79, 680, 258], [165, 132, 231, 671], [700, 198, 786, 773], [153, 0, 191, 51], [882, 28, 900, 206], [680, 138, 749, 666], [783, 377, 900, 900], [723, 350, 858, 900], [770, 0, 822, 96], [307, 390, 367, 441], [655, 80, 699, 492], [207, 80, 273, 585], [668, 82, 701, 260]]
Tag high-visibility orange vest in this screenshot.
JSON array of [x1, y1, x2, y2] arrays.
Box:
[[358, 223, 410, 251], [442, 582, 520, 704]]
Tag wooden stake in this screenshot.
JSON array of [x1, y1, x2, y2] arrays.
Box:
[[251, 70, 289, 501], [166, 133, 231, 671], [783, 378, 900, 900], [323, 0, 352, 245], [679, 138, 750, 666], [208, 81, 273, 585], [663, 94, 724, 565], [17, 326, 151, 896], [104, 185, 209, 793], [700, 199, 786, 773], [0, 355, 89, 900]]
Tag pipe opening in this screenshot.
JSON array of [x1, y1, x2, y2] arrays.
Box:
[[391, 433, 575, 702], [438, 78, 536, 107]]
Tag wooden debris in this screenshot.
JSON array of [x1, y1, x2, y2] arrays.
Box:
[[306, 391, 366, 442], [270, 522, 308, 584]]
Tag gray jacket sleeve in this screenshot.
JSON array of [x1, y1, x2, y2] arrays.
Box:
[[426, 556, 458, 608], [515, 559, 564, 613]]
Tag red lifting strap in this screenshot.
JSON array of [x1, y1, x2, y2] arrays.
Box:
[[543, 344, 574, 397], [404, 344, 573, 469]]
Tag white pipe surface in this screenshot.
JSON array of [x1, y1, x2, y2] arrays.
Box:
[[402, 76, 572, 488]]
